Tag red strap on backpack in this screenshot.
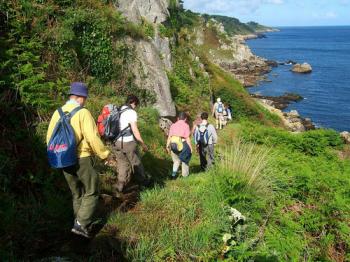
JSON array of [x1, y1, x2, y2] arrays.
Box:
[[97, 106, 111, 136]]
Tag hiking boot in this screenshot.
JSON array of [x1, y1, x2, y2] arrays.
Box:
[[71, 220, 92, 239]]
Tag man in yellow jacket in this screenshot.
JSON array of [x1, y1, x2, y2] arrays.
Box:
[[47, 82, 110, 238]]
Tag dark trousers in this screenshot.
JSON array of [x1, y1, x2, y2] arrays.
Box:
[[199, 144, 215, 170], [111, 141, 146, 192], [63, 157, 99, 229]]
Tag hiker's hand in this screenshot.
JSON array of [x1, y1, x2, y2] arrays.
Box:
[[141, 143, 149, 152], [104, 156, 117, 168], [166, 147, 171, 154]]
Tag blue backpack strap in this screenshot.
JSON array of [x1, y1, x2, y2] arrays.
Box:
[[57, 106, 82, 120], [57, 107, 65, 118], [68, 106, 83, 120]]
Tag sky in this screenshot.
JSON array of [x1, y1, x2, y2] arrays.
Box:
[[183, 0, 350, 26]]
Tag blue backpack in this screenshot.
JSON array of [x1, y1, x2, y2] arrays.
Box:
[[195, 124, 210, 146], [217, 103, 223, 113], [47, 106, 82, 168]]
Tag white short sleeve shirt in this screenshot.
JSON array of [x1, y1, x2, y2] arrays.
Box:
[[117, 106, 137, 142]]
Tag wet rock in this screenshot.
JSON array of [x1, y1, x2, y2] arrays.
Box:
[[280, 60, 297, 65], [286, 60, 297, 65], [266, 60, 278, 67], [251, 93, 303, 110], [302, 118, 316, 131], [289, 110, 300, 118], [292, 63, 312, 74]]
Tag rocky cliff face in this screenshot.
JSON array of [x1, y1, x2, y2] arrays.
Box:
[[117, 0, 170, 24], [193, 19, 271, 87], [117, 0, 176, 117]]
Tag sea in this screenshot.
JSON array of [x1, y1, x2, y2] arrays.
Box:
[[246, 26, 350, 132]]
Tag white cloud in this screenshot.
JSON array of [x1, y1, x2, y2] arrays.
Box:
[[184, 0, 285, 15]]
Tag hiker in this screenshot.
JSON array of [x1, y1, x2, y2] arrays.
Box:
[[227, 104, 232, 121], [166, 112, 193, 179], [110, 95, 148, 194], [212, 97, 224, 129], [223, 103, 228, 126], [191, 113, 202, 135], [194, 112, 218, 171], [46, 82, 111, 239]]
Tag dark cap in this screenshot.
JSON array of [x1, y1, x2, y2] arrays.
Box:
[[69, 82, 88, 97]]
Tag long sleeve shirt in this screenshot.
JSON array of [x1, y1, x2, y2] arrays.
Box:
[[46, 101, 110, 160]]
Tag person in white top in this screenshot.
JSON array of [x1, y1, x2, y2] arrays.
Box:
[[212, 97, 224, 129], [110, 95, 148, 194]]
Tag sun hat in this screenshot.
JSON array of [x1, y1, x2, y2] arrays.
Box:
[[69, 82, 88, 97]]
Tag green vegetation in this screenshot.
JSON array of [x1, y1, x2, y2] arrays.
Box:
[[202, 14, 254, 36], [1, 0, 349, 261], [202, 15, 274, 36], [102, 122, 350, 261], [246, 21, 274, 32], [168, 46, 211, 114]]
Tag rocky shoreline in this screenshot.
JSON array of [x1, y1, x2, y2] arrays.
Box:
[[254, 97, 315, 132], [251, 93, 303, 110], [232, 32, 316, 132]]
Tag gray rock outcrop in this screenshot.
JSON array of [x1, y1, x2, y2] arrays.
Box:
[[116, 0, 170, 24], [117, 0, 176, 117], [292, 63, 312, 74], [340, 131, 350, 144], [132, 39, 175, 116], [256, 99, 315, 132]]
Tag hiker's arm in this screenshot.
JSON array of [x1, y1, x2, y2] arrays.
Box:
[[166, 135, 171, 153], [184, 125, 193, 153], [81, 110, 110, 160], [211, 126, 218, 144], [130, 122, 148, 151], [191, 125, 196, 135], [193, 128, 198, 145], [185, 137, 193, 153]]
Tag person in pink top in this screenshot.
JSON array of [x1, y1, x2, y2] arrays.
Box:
[[166, 112, 193, 179]]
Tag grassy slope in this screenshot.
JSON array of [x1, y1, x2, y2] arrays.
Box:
[[99, 121, 350, 261]]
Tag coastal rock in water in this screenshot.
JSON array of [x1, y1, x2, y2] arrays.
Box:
[[266, 60, 278, 67], [289, 110, 300, 118], [250, 93, 303, 110], [340, 131, 350, 144], [292, 63, 313, 74], [279, 60, 297, 65]]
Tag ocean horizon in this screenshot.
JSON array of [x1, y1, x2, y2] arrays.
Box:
[[247, 26, 350, 132]]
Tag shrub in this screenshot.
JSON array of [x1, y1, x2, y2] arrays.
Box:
[[241, 121, 343, 156]]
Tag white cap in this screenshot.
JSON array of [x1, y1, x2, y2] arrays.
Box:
[[217, 97, 221, 102]]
